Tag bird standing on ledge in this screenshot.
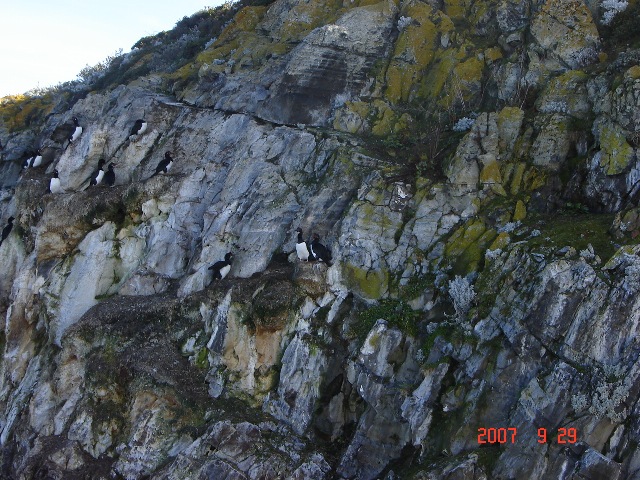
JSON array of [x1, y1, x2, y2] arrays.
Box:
[[152, 152, 174, 177], [88, 159, 106, 186], [208, 252, 234, 281], [310, 233, 332, 266], [295, 228, 312, 261], [129, 119, 148, 139], [103, 163, 117, 187], [69, 117, 82, 143], [49, 170, 62, 194]]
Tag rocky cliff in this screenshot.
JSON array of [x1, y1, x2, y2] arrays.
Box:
[[1, 0, 640, 478]]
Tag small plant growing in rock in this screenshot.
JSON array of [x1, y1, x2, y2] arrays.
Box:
[[452, 117, 475, 132], [584, 364, 633, 423], [601, 0, 628, 25], [397, 16, 413, 31], [540, 101, 569, 114], [448, 275, 475, 321]]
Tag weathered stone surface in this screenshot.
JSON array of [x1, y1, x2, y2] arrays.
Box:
[[2, 0, 640, 478], [530, 0, 600, 70]]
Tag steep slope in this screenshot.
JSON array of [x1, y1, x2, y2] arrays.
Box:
[[1, 0, 640, 478]]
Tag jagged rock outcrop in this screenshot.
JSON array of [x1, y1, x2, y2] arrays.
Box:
[[1, 0, 640, 478]]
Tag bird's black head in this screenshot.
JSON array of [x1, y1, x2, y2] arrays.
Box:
[[53, 169, 59, 177], [72, 116, 79, 125], [108, 163, 117, 170], [225, 252, 234, 263], [8, 217, 14, 223], [296, 227, 302, 233], [98, 158, 105, 167], [313, 233, 320, 240], [165, 152, 173, 159]]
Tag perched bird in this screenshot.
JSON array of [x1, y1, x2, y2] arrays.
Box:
[[32, 149, 43, 167], [69, 116, 83, 143], [51, 116, 82, 147], [0, 217, 14, 247], [103, 163, 116, 187], [89, 158, 106, 186], [49, 170, 62, 194], [152, 152, 174, 177], [310, 233, 332, 265], [22, 149, 43, 168], [208, 252, 234, 281], [129, 119, 148, 138], [22, 151, 36, 169], [295, 228, 312, 261]]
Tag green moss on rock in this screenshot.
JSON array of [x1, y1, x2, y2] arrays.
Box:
[[344, 264, 388, 299]]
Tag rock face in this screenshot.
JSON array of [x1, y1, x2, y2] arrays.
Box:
[[1, 0, 640, 478]]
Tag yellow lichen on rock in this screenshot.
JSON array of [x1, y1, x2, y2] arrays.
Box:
[[509, 163, 527, 195], [626, 65, 640, 80], [333, 101, 372, 133], [479, 160, 502, 186], [269, 0, 345, 43], [598, 123, 635, 175], [343, 264, 388, 299], [513, 200, 527, 221], [484, 47, 503, 64], [497, 107, 525, 159], [530, 0, 599, 70], [452, 56, 484, 98], [384, 2, 439, 102], [489, 232, 511, 251], [443, 0, 468, 21], [446, 220, 497, 274], [216, 6, 268, 45]]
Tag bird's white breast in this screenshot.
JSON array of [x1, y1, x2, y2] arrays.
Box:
[[296, 242, 310, 261], [165, 161, 173, 172], [71, 126, 82, 142], [50, 178, 62, 194], [95, 170, 104, 184], [32, 155, 43, 167], [138, 122, 147, 135], [219, 264, 231, 279]]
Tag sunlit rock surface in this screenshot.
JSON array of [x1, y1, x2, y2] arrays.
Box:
[[1, 0, 640, 478]]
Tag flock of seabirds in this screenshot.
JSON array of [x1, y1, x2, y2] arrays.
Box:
[[0, 116, 333, 282]]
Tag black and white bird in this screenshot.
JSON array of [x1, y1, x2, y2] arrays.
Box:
[[22, 151, 36, 169], [295, 228, 312, 261], [208, 252, 234, 281], [129, 119, 148, 138], [0, 217, 14, 247], [23, 149, 43, 168], [49, 170, 62, 194], [310, 233, 332, 266], [51, 116, 82, 148], [103, 163, 116, 187], [89, 158, 106, 186], [69, 116, 82, 143], [31, 149, 43, 167], [152, 152, 174, 177]]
